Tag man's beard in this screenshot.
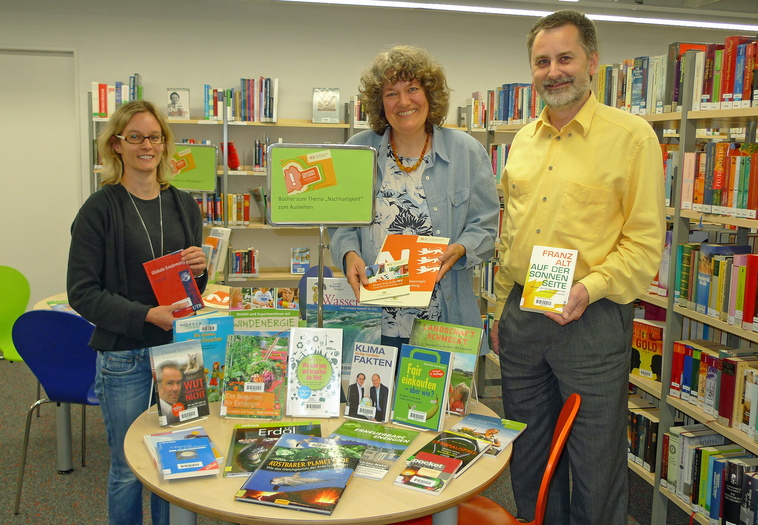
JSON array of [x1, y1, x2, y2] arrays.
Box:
[[537, 70, 591, 109]]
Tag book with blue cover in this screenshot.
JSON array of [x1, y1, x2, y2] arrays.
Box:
[[156, 436, 220, 480]]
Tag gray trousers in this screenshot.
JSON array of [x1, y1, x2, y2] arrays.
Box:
[[499, 285, 632, 525]]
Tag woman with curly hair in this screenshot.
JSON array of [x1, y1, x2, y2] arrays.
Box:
[[330, 45, 499, 350]]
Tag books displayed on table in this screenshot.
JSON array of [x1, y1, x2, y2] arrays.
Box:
[[406, 430, 492, 478], [391, 344, 452, 432], [305, 277, 381, 380], [344, 342, 397, 423], [520, 245, 577, 314], [449, 413, 527, 458], [360, 234, 449, 308], [149, 340, 210, 426], [286, 327, 343, 418], [329, 420, 420, 481], [221, 332, 288, 419], [394, 452, 461, 496], [173, 313, 234, 403], [156, 436, 220, 480], [409, 319, 482, 416], [224, 421, 321, 478], [143, 250, 204, 318], [144, 425, 223, 471], [234, 434, 366, 515]]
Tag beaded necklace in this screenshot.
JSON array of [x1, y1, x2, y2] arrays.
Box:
[[390, 130, 429, 173]]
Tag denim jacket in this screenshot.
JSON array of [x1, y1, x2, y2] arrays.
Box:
[[329, 126, 499, 353]]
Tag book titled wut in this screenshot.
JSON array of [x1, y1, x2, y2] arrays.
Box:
[[520, 245, 578, 314]]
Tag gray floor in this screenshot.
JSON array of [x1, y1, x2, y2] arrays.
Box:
[[1, 354, 690, 524]]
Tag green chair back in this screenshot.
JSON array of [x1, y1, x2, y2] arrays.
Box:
[[0, 266, 30, 361]]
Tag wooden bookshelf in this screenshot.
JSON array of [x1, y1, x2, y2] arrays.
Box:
[[659, 486, 706, 524], [672, 305, 758, 345], [629, 374, 662, 399], [685, 107, 758, 129], [679, 209, 758, 230], [628, 459, 655, 486]]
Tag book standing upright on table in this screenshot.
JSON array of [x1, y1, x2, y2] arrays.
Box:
[[149, 340, 210, 426], [286, 327, 343, 418]]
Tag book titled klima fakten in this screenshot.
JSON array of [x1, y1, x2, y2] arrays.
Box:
[[520, 245, 577, 315]]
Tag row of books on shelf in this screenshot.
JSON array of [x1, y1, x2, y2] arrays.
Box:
[[660, 422, 758, 525], [145, 406, 524, 514], [669, 339, 758, 439], [202, 78, 278, 122], [89, 76, 143, 118], [675, 242, 758, 332], [478, 83, 545, 127], [679, 144, 758, 220], [628, 394, 661, 474], [190, 188, 267, 227], [490, 143, 510, 184]]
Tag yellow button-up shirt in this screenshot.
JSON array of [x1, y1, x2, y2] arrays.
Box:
[[494, 94, 666, 319]]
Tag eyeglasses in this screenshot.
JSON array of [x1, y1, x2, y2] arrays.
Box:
[[115, 133, 166, 145]]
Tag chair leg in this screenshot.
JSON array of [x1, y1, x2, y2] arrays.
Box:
[[36, 380, 41, 417], [15, 398, 50, 514], [81, 405, 86, 468]]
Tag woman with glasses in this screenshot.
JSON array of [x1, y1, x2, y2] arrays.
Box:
[[67, 100, 206, 525]]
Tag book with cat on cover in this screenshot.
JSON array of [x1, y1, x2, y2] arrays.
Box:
[[224, 421, 321, 478], [156, 436, 220, 480], [391, 344, 452, 432], [234, 434, 366, 515], [143, 250, 204, 318], [448, 413, 527, 458], [149, 340, 210, 426], [361, 234, 449, 308], [329, 420, 419, 481], [405, 430, 491, 478], [173, 313, 234, 403], [520, 245, 577, 314], [221, 332, 289, 419], [409, 319, 482, 416], [286, 327, 343, 418], [344, 342, 397, 423], [394, 452, 461, 496]]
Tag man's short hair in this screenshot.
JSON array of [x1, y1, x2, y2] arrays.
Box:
[[156, 361, 181, 383], [356, 373, 366, 380], [526, 9, 598, 60]]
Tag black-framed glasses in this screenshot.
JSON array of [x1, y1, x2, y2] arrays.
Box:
[[115, 133, 166, 145]]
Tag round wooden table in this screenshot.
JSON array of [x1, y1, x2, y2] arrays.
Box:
[[125, 401, 511, 525]]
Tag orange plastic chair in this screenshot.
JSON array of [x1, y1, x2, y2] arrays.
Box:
[[394, 393, 581, 525]]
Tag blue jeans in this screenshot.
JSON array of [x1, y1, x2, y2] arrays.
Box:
[[499, 285, 632, 525], [95, 349, 169, 525]]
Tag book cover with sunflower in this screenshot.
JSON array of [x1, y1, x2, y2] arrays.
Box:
[[520, 245, 577, 314]]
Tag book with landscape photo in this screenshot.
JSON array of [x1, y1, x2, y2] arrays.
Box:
[[391, 344, 452, 432], [144, 425, 223, 470], [449, 413, 527, 458], [234, 434, 366, 515], [143, 250, 204, 318], [406, 430, 491, 477], [361, 234, 449, 309], [329, 419, 420, 481], [344, 342, 397, 422], [156, 436, 220, 480], [409, 318, 482, 416], [221, 332, 288, 419], [286, 327, 343, 418], [173, 313, 234, 403], [149, 340, 210, 426], [224, 421, 321, 477], [393, 452, 461, 496], [520, 245, 577, 314], [306, 277, 381, 381], [359, 259, 410, 303]]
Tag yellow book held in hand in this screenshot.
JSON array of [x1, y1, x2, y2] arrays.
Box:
[[520, 245, 578, 314]]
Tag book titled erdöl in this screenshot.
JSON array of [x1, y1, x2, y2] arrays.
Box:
[[520, 245, 578, 314]]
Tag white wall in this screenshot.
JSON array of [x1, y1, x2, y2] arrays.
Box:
[[0, 0, 740, 302]]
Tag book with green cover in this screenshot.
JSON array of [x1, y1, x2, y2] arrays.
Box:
[[409, 319, 482, 416], [329, 420, 420, 481], [224, 421, 321, 477], [391, 344, 452, 432]]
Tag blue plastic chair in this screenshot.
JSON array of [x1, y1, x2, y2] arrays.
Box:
[[0, 266, 30, 362], [297, 264, 333, 321], [12, 309, 98, 515]]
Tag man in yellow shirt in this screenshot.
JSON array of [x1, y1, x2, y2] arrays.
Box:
[[491, 10, 665, 525]]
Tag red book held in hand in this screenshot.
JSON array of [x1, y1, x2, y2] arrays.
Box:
[[143, 250, 204, 317]]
